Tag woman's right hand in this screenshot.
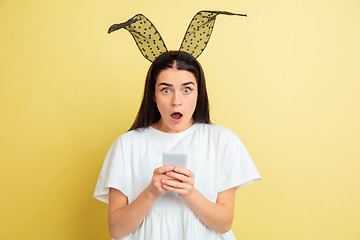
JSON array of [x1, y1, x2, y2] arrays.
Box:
[[108, 165, 176, 239], [147, 165, 175, 198]]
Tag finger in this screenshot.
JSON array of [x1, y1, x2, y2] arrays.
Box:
[[155, 165, 174, 175], [162, 184, 187, 195], [166, 171, 194, 184], [160, 175, 181, 182], [173, 167, 193, 177], [162, 179, 192, 190], [159, 187, 167, 195]]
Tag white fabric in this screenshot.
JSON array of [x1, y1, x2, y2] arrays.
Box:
[[93, 123, 262, 240]]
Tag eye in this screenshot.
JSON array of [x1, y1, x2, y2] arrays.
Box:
[[161, 88, 171, 94], [183, 87, 192, 94]]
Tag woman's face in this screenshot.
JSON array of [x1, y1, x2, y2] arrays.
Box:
[[153, 68, 198, 133]]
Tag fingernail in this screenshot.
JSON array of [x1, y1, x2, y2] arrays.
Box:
[[162, 180, 166, 183], [174, 168, 178, 171], [166, 172, 170, 175]]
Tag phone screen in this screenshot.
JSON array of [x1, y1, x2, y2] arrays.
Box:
[[162, 152, 187, 168]]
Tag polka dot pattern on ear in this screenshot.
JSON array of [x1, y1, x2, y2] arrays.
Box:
[[179, 10, 247, 59], [108, 11, 246, 62], [108, 14, 168, 62]]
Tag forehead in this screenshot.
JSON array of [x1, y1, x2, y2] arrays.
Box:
[[156, 68, 197, 86]]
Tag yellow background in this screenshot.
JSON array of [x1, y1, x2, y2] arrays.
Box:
[[1, 0, 359, 239]]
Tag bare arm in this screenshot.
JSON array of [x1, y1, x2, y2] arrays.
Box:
[[184, 187, 235, 233], [108, 187, 156, 239], [163, 168, 236, 234], [108, 165, 175, 239]]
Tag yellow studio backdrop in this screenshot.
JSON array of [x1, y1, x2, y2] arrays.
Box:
[[0, 0, 359, 239]]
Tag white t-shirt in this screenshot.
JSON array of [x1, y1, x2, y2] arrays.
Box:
[[93, 123, 262, 240]]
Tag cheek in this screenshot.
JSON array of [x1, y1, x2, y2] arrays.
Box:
[[156, 101, 165, 111], [188, 94, 198, 109], [155, 95, 167, 112]]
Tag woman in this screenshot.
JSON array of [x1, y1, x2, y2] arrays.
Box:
[[94, 51, 261, 240]]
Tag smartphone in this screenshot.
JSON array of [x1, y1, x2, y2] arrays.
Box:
[[162, 152, 187, 168]]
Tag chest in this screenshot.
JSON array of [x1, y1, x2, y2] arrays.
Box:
[[123, 133, 223, 203]]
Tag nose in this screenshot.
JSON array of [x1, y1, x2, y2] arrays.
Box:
[[171, 91, 182, 106]]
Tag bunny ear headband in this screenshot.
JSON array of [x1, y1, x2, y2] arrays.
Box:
[[108, 10, 247, 62]]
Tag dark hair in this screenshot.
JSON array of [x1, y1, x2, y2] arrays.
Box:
[[129, 51, 210, 131]]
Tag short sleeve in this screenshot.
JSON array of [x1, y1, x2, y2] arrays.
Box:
[[218, 130, 262, 193], [93, 137, 128, 204]]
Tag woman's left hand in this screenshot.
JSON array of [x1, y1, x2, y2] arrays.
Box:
[[162, 167, 195, 199]]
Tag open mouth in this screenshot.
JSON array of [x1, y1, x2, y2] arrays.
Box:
[[171, 112, 183, 120]]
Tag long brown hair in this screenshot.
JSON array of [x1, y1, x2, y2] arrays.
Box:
[[129, 51, 210, 131]]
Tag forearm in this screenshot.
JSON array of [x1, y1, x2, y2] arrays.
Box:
[[108, 187, 157, 239], [184, 188, 234, 234]]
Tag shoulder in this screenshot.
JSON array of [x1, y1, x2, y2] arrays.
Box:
[[111, 128, 150, 146], [196, 123, 248, 155], [118, 127, 149, 140], [196, 123, 240, 140]]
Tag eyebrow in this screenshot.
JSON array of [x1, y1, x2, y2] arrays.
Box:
[[158, 81, 195, 87]]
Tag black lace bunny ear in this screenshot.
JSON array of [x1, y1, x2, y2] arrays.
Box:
[[108, 14, 168, 62], [178, 11, 247, 59]]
